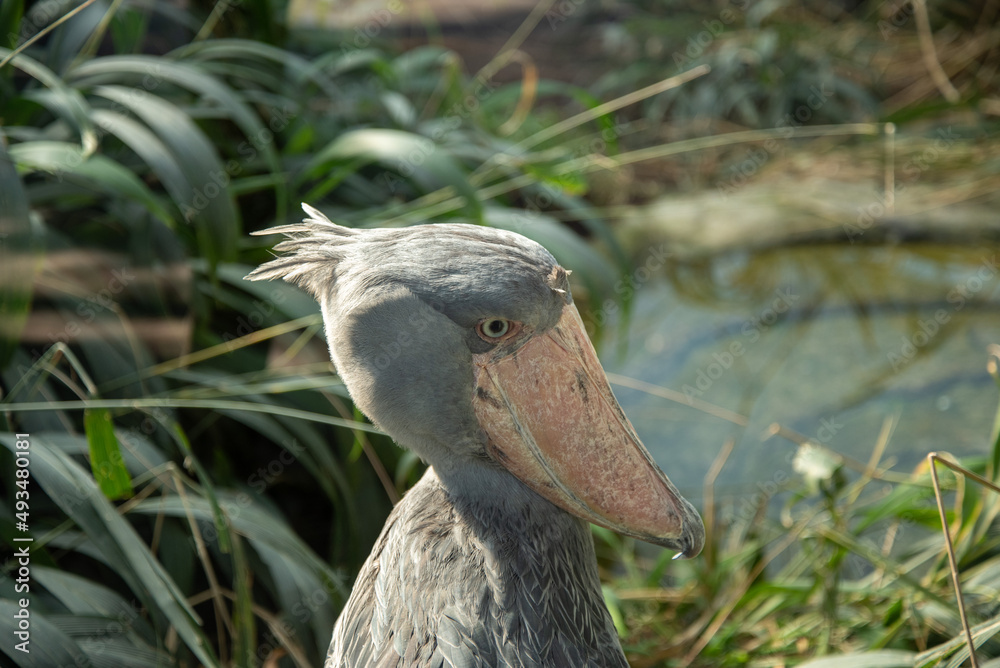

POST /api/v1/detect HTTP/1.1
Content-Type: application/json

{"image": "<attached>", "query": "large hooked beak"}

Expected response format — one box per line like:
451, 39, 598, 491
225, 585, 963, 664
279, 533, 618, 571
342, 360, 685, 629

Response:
472, 303, 705, 558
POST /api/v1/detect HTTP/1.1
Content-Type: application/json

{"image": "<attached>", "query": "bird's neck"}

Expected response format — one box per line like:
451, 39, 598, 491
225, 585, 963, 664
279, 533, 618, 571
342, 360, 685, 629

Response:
433, 459, 567, 518
407, 465, 626, 662
427, 462, 602, 578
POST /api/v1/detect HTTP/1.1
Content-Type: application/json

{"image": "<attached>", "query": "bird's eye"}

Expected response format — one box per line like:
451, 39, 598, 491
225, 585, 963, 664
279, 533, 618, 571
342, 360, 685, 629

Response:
477, 318, 518, 342
481, 319, 509, 338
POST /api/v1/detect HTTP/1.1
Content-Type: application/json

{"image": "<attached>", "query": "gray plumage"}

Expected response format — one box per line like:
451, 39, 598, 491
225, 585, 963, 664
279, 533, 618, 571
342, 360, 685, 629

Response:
248, 204, 680, 667
328, 468, 628, 668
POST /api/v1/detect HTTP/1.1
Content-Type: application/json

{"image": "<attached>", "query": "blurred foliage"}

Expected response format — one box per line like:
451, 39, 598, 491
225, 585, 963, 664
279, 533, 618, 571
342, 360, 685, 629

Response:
587, 0, 996, 131
0, 0, 997, 666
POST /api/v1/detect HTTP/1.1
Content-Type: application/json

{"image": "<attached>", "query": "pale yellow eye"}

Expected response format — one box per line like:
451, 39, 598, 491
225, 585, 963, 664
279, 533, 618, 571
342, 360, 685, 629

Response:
476, 318, 523, 343
480, 319, 509, 338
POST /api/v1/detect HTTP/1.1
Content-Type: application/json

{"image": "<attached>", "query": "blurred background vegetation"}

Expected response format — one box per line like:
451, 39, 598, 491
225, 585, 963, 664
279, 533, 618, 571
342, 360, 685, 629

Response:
0, 0, 998, 666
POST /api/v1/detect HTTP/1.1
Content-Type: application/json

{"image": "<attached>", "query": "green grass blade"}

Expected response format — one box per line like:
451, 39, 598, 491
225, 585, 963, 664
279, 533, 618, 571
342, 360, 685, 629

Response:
0, 130, 36, 367
170, 38, 341, 99
796, 650, 917, 667
917, 612, 1000, 668
2, 397, 383, 434
231, 534, 256, 668
214, 406, 349, 505
158, 417, 233, 554
33, 565, 152, 629
0, 0, 24, 51
0, 599, 86, 666
302, 128, 483, 221
30, 568, 167, 662
68, 54, 288, 222
73, 634, 168, 667
0, 48, 97, 154
89, 84, 239, 266
309, 47, 386, 78
8, 140, 174, 225
130, 493, 346, 593
83, 407, 134, 500
89, 108, 197, 221
989, 360, 1000, 480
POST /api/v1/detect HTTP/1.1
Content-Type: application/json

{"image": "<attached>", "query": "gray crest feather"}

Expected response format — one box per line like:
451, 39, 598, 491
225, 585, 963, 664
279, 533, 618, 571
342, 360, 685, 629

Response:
244, 203, 359, 295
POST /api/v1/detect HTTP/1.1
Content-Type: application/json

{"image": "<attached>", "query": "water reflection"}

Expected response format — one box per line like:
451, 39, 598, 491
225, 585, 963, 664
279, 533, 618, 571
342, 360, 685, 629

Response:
603, 244, 1000, 502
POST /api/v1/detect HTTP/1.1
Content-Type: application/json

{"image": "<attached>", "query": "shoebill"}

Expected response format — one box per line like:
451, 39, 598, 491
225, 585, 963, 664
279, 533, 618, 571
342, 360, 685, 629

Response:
247, 204, 704, 667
